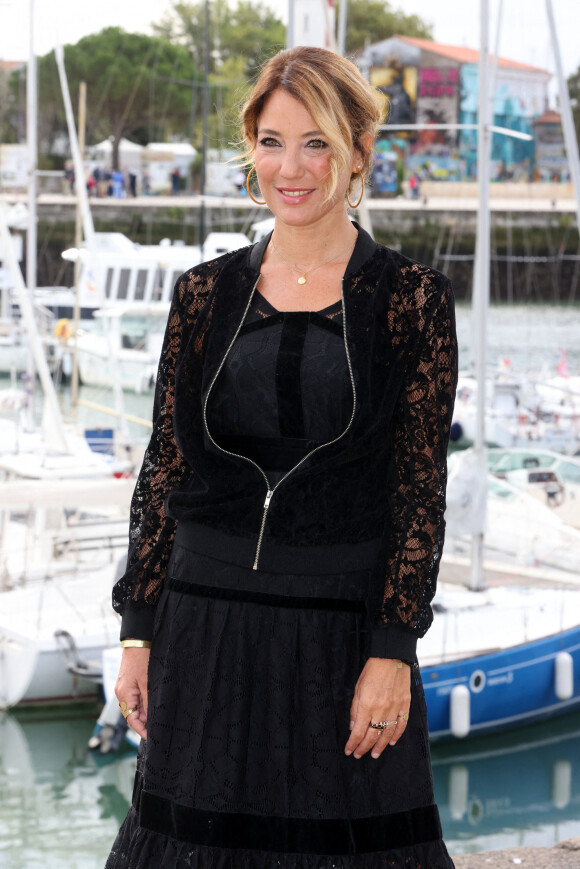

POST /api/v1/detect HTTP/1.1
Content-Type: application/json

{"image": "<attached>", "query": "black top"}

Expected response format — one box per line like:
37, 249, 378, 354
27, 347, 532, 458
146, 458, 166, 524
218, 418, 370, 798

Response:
207, 290, 351, 487
113, 226, 459, 664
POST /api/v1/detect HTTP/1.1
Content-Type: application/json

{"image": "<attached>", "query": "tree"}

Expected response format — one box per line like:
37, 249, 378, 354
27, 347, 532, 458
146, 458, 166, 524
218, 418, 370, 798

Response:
568, 67, 580, 148
344, 0, 433, 53
33, 28, 199, 168
152, 1, 285, 78
0, 63, 24, 145
151, 1, 285, 153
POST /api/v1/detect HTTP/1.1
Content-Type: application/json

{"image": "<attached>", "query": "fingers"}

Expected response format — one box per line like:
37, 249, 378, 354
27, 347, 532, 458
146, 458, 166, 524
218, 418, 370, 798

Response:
344, 658, 412, 759
345, 711, 409, 758
126, 707, 147, 740
115, 647, 151, 741
389, 710, 409, 747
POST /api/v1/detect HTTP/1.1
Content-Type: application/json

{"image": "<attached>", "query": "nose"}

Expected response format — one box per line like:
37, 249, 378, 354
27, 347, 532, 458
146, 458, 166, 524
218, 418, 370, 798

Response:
279, 145, 304, 180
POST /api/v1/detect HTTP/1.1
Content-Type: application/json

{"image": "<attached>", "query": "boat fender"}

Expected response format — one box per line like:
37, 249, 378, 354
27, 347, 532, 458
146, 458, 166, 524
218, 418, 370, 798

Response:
448, 764, 469, 820
54, 318, 72, 344
552, 759, 572, 810
555, 651, 574, 700
449, 421, 463, 442
450, 684, 471, 738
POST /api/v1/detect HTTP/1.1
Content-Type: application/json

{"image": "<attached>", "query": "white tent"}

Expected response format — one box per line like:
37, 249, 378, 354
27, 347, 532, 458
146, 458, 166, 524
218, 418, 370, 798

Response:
90, 138, 143, 171
143, 142, 197, 193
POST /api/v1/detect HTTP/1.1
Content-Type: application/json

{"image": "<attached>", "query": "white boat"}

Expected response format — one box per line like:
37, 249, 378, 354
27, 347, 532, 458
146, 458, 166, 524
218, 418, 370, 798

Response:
67, 302, 170, 393
452, 370, 580, 455
487, 447, 580, 529
0, 458, 133, 708
445, 450, 580, 575
59, 229, 252, 319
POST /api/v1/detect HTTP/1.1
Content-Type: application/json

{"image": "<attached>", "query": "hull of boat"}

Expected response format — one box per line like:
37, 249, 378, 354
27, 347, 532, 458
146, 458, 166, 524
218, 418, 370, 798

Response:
422, 625, 580, 741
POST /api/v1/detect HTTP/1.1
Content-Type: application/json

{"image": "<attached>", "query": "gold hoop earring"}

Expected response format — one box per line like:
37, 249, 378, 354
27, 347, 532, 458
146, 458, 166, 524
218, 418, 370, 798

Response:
346, 169, 364, 209
246, 166, 266, 205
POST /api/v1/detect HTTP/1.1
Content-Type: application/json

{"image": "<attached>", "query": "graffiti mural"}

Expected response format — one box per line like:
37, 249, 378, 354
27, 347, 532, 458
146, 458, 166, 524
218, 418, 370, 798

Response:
459, 64, 536, 180
363, 37, 551, 185
416, 66, 460, 148
534, 113, 569, 181
371, 57, 417, 127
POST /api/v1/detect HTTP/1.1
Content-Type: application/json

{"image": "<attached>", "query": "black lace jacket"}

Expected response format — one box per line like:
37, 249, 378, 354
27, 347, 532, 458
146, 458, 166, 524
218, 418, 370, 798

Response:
113, 226, 458, 663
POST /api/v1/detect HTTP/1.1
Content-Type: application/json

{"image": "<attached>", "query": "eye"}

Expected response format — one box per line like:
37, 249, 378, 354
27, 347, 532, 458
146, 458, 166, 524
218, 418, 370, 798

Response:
258, 137, 280, 147
307, 139, 328, 150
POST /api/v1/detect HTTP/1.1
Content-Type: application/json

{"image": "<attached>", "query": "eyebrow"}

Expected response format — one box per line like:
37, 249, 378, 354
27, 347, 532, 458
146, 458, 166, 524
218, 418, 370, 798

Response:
258, 128, 325, 138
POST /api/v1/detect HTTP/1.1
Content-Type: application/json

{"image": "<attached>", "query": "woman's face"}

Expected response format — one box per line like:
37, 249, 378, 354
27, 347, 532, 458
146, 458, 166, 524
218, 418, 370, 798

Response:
254, 88, 358, 228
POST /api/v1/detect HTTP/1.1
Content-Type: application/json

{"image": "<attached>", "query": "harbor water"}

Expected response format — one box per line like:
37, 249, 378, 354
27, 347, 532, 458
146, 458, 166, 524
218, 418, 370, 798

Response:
0, 708, 579, 867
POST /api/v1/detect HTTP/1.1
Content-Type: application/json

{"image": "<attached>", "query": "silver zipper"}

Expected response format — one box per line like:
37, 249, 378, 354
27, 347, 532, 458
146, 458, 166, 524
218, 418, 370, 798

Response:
203, 276, 357, 571
253, 489, 273, 569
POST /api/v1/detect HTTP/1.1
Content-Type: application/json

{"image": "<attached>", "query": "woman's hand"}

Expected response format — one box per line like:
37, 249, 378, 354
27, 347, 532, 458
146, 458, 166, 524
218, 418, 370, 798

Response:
114, 647, 150, 740
345, 657, 411, 759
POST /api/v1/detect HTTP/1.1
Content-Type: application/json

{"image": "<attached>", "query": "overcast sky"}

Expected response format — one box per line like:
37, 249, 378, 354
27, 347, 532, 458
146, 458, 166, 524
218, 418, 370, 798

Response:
1, 0, 579, 79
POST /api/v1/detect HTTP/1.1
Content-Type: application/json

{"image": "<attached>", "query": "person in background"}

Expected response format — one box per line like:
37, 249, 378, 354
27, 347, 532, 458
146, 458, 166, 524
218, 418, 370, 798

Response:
112, 169, 124, 199
142, 169, 151, 196
107, 46, 457, 869
234, 167, 246, 194
171, 167, 180, 195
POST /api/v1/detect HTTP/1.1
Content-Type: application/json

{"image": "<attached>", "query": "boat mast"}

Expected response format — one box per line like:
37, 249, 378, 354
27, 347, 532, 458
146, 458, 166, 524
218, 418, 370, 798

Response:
25, 0, 37, 424
26, 0, 37, 298
545, 0, 580, 237
286, 0, 295, 49
0, 206, 69, 452
469, 0, 491, 591
337, 0, 347, 56
54, 41, 128, 437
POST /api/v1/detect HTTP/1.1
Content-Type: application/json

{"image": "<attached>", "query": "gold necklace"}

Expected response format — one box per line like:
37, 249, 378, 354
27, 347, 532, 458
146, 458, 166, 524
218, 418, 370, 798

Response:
270, 238, 349, 285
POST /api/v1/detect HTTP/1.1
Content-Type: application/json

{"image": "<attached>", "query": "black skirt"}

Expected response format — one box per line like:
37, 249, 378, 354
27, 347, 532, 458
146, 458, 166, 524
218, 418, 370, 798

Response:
106, 524, 454, 868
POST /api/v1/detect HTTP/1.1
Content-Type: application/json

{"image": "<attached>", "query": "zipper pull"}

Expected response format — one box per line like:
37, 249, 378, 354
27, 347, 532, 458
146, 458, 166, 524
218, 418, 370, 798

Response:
253, 489, 273, 570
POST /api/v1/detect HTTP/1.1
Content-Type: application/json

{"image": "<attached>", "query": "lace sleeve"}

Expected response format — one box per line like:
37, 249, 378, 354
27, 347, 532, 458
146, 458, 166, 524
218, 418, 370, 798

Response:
367, 278, 458, 662
112, 274, 196, 639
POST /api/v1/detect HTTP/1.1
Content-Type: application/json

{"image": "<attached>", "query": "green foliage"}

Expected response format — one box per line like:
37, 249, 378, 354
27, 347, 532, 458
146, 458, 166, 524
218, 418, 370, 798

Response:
0, 65, 22, 144
343, 0, 433, 52
152, 0, 285, 77
34, 27, 198, 168
568, 68, 580, 149
151, 1, 285, 152
6, 1, 434, 167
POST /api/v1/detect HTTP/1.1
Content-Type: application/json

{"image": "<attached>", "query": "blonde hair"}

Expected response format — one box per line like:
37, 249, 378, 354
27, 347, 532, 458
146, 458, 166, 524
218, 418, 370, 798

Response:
241, 46, 383, 202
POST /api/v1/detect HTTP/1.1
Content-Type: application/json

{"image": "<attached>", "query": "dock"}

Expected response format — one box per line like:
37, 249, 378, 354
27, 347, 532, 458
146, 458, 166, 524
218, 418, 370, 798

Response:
1, 180, 577, 216
453, 838, 580, 867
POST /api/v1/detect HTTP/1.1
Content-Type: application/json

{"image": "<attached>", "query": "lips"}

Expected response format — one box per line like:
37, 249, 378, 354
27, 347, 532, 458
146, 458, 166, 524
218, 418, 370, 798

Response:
276, 187, 315, 204
279, 188, 313, 196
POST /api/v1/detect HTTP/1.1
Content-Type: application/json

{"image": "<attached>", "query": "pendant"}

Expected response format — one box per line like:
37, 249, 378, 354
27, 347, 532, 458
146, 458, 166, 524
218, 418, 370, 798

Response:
297, 276, 307, 285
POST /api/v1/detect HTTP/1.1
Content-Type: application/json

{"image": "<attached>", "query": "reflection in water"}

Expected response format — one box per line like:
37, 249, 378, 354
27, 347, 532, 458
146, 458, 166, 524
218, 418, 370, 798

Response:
1, 709, 580, 864
433, 712, 580, 854
0, 708, 136, 869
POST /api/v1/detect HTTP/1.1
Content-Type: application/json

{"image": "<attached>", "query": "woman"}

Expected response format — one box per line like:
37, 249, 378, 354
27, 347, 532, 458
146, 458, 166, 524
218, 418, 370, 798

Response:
107, 46, 457, 868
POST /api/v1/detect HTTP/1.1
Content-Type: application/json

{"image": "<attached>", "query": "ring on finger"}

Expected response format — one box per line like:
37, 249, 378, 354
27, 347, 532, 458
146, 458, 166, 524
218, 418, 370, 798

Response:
398, 712, 409, 722
369, 719, 398, 731
119, 701, 138, 720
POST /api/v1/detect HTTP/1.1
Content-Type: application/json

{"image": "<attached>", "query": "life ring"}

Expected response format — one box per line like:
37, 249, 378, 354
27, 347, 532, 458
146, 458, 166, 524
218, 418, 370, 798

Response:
54, 318, 72, 344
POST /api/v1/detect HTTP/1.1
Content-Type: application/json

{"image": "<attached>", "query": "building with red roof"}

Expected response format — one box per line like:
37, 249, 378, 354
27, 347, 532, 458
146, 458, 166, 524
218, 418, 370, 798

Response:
357, 36, 555, 189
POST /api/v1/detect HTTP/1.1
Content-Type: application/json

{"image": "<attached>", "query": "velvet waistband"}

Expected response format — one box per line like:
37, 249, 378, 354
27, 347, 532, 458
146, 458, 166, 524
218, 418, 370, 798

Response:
173, 521, 381, 576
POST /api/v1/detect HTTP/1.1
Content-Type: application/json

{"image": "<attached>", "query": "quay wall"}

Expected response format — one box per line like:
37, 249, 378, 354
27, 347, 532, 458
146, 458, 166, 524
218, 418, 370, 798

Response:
1, 190, 578, 303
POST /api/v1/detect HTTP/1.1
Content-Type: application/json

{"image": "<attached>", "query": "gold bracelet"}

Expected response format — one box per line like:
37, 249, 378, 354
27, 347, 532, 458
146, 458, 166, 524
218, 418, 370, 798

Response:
121, 639, 152, 649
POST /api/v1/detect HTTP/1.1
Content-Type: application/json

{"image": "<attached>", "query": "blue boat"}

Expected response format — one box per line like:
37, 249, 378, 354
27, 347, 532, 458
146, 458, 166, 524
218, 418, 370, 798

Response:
422, 618, 580, 742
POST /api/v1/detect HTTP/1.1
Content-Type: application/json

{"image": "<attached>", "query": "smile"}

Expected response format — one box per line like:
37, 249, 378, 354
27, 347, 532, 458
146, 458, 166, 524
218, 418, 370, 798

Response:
278, 188, 314, 197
